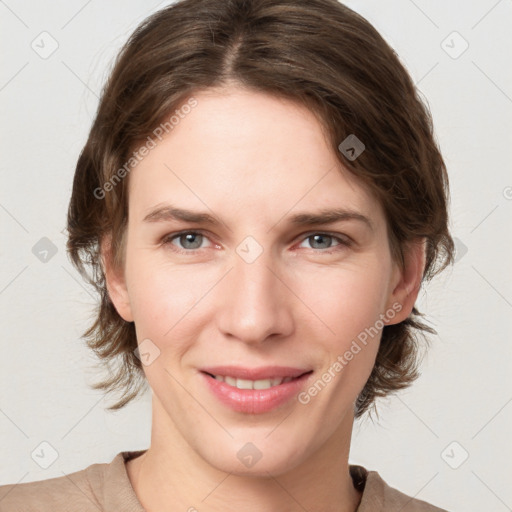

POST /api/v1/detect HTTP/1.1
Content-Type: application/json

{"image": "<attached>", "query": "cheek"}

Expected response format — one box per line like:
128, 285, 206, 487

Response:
295, 261, 390, 393
125, 254, 216, 347
296, 260, 391, 341
290, 265, 389, 417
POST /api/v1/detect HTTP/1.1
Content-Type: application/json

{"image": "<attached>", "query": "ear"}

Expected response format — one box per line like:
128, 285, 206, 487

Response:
384, 238, 426, 325
100, 233, 134, 322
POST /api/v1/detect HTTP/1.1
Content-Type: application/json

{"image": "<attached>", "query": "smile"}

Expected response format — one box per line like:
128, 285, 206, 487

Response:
200, 368, 313, 414
208, 374, 295, 389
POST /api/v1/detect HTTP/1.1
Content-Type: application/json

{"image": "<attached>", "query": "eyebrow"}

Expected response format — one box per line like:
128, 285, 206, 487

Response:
142, 204, 374, 232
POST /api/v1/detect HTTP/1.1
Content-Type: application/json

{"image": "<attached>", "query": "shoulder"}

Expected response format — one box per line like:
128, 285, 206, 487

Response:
0, 463, 102, 512
0, 451, 145, 512
351, 465, 450, 512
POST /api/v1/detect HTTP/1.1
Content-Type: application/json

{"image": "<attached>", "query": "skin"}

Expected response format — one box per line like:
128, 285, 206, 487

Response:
103, 85, 425, 512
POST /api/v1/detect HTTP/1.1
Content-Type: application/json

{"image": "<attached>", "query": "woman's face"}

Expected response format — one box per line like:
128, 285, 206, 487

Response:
107, 86, 415, 476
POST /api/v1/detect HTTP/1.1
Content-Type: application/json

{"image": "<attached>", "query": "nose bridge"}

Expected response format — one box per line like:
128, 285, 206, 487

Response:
216, 245, 293, 343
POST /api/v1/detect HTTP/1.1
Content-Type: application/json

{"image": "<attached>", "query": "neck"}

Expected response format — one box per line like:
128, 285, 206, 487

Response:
126, 396, 362, 512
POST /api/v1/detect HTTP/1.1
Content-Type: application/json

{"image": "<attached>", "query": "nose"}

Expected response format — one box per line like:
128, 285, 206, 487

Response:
215, 249, 294, 345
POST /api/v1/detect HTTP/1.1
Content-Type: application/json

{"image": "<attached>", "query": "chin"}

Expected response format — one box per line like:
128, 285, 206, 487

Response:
200, 435, 310, 478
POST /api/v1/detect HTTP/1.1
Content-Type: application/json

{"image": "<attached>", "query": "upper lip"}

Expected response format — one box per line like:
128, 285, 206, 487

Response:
200, 365, 312, 380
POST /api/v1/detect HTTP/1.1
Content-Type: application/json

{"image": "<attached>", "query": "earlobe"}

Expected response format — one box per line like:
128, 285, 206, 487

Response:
385, 238, 426, 325
100, 233, 134, 323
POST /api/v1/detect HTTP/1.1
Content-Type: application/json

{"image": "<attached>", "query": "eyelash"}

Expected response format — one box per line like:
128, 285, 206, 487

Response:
161, 230, 352, 255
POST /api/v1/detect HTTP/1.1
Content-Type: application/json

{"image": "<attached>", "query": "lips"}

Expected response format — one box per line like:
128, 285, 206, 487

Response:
199, 366, 314, 414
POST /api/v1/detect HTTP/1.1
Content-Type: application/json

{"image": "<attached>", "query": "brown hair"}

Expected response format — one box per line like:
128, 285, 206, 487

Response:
66, 0, 454, 418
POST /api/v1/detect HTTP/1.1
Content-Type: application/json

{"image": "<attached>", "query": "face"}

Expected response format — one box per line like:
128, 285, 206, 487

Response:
106, 86, 420, 476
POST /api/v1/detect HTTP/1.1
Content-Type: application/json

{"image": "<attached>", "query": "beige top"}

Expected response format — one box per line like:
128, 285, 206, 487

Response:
0, 450, 448, 511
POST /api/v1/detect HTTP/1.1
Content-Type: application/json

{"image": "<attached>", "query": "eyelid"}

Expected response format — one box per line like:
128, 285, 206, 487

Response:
296, 230, 352, 245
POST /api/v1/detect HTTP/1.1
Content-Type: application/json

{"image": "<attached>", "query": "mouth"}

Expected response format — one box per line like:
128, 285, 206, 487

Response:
199, 366, 314, 414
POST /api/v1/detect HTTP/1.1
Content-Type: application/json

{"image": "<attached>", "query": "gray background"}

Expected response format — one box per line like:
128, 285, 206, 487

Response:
1, 1, 511, 510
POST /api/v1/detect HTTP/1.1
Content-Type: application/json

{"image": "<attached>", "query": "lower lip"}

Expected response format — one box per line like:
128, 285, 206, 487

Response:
201, 371, 313, 414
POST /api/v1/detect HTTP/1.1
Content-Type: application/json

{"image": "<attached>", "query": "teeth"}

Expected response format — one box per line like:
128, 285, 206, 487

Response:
212, 375, 294, 389
236, 378, 254, 389
224, 376, 237, 387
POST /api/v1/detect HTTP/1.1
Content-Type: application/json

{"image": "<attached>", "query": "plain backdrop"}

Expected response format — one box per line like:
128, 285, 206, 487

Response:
1, 1, 511, 511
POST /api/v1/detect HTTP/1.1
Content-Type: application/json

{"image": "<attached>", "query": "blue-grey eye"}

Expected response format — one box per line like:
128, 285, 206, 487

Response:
302, 234, 340, 250
176, 232, 204, 249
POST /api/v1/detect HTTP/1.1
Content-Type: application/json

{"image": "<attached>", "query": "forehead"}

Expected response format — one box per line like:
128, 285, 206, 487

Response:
127, 86, 382, 228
